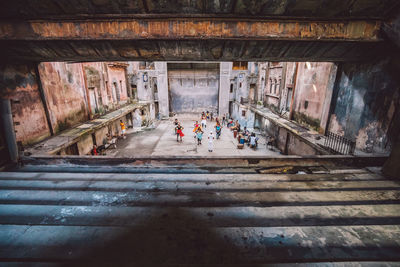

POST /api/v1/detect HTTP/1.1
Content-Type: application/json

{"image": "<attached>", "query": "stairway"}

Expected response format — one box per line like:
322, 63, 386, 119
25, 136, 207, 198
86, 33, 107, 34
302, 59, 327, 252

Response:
0, 167, 399, 266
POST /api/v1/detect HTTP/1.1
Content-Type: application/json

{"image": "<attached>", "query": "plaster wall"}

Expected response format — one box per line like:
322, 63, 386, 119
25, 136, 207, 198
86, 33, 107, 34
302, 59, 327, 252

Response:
168, 69, 219, 114
329, 60, 400, 153
77, 133, 93, 155
0, 64, 51, 145
293, 62, 336, 131
82, 62, 110, 113
264, 64, 283, 110
38, 62, 89, 134
107, 66, 128, 103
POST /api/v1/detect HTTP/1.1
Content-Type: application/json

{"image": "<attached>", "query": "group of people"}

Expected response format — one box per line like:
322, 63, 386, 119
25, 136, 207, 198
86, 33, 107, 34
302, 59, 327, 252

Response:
173, 111, 228, 152
237, 126, 259, 149
91, 119, 126, 155
173, 112, 259, 151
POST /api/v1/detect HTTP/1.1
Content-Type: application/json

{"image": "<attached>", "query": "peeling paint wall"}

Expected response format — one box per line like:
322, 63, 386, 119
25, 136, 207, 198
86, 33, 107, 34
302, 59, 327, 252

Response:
106, 65, 129, 104
82, 62, 109, 113
0, 64, 51, 145
38, 62, 89, 134
329, 60, 400, 153
293, 62, 336, 132
264, 63, 283, 110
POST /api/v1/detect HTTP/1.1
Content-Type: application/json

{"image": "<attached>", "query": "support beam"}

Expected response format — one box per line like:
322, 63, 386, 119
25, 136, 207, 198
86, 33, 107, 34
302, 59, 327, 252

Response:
0, 19, 382, 42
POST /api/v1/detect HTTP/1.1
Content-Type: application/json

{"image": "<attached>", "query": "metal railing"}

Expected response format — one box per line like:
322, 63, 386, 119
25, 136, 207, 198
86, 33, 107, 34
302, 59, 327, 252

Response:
324, 131, 356, 155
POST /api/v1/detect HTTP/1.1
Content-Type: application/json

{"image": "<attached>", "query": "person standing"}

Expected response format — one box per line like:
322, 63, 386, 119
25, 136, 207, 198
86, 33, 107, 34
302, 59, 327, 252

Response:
215, 123, 222, 139
120, 120, 126, 139
201, 117, 207, 129
193, 120, 202, 139
173, 118, 179, 135
176, 123, 184, 142
208, 131, 214, 152
196, 129, 203, 145
222, 115, 226, 126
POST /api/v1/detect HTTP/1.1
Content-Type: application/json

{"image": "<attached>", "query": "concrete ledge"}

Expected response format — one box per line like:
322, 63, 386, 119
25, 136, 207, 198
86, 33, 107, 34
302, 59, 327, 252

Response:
26, 103, 146, 156
19, 155, 388, 170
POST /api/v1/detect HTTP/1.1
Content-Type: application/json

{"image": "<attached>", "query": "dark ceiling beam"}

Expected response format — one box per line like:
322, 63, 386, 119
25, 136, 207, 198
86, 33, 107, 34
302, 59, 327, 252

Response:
0, 18, 383, 42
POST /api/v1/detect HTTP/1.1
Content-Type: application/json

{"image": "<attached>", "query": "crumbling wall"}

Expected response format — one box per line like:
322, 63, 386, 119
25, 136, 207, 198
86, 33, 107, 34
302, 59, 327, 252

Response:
293, 62, 336, 132
107, 65, 129, 104
168, 69, 219, 113
82, 62, 110, 113
264, 63, 283, 110
329, 60, 400, 153
0, 64, 50, 145
38, 62, 89, 134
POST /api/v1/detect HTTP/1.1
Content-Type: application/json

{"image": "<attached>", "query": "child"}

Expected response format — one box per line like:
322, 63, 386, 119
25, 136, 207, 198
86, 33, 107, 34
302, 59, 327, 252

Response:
196, 129, 203, 145
215, 123, 222, 139
193, 121, 201, 138
120, 120, 126, 139
176, 123, 184, 142
173, 118, 179, 134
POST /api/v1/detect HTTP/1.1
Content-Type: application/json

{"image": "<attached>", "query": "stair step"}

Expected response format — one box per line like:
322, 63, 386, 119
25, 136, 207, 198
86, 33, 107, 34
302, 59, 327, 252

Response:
0, 172, 384, 182
1, 224, 399, 263
0, 189, 399, 207
1, 204, 400, 227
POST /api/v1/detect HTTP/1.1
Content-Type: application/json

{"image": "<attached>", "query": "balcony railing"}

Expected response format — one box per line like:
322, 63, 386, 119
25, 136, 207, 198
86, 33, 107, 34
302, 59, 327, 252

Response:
324, 131, 356, 155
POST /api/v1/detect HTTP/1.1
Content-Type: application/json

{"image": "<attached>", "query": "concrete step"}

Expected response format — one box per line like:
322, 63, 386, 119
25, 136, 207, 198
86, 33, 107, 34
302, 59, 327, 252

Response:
0, 189, 399, 207
0, 179, 398, 192
1, 204, 400, 227
1, 224, 399, 263
0, 171, 384, 182
0, 171, 399, 265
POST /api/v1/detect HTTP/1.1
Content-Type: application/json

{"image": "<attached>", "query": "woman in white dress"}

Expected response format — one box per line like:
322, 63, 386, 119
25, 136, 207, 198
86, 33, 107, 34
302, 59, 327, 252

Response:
208, 131, 214, 152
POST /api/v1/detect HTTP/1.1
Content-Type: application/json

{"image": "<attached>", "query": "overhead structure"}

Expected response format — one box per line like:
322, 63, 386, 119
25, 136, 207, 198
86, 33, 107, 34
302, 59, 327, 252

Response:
0, 0, 399, 62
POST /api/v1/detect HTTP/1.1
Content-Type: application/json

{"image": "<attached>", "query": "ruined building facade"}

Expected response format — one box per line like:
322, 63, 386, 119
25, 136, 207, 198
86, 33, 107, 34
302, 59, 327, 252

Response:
1, 60, 399, 157
231, 61, 400, 155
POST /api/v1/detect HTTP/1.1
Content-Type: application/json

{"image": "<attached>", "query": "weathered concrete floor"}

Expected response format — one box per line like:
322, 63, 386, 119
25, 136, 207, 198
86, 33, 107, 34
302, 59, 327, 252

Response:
109, 114, 281, 157
0, 169, 399, 265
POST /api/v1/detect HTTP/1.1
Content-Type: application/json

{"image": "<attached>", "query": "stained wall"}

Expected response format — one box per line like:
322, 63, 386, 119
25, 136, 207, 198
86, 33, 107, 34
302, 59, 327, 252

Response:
329, 60, 400, 153
0, 64, 51, 145
38, 62, 89, 134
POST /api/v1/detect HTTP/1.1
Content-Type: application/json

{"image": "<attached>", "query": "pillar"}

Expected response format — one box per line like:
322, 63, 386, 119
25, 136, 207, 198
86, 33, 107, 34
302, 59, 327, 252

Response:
0, 99, 18, 163
155, 62, 169, 118
219, 62, 232, 116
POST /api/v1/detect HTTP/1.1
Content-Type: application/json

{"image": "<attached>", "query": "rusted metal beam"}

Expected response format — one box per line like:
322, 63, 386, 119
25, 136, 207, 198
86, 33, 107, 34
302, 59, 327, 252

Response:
0, 18, 382, 42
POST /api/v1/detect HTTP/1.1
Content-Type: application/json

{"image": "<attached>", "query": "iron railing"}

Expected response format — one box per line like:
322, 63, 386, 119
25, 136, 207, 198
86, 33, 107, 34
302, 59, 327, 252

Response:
324, 131, 356, 155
